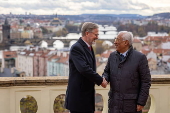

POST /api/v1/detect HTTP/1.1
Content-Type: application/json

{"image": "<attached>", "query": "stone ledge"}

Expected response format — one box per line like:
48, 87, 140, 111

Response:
0, 76, 68, 87
0, 75, 170, 87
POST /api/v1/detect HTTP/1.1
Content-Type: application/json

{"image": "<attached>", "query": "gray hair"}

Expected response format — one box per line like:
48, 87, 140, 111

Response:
81, 22, 98, 36
118, 31, 133, 45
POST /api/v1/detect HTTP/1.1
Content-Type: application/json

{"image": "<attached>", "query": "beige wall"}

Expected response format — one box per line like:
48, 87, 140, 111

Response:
0, 76, 170, 113
0, 88, 10, 113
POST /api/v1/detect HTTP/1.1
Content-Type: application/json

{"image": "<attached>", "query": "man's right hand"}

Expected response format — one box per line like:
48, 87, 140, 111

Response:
101, 78, 108, 88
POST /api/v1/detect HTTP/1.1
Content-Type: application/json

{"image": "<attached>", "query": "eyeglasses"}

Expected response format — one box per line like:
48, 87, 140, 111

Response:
114, 38, 126, 43
90, 32, 99, 37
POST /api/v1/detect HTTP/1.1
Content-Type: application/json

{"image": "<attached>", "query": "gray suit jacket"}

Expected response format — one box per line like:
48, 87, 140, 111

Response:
103, 46, 151, 113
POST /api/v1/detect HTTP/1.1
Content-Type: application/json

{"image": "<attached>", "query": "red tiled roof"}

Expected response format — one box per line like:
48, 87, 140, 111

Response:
48, 55, 60, 61
153, 49, 170, 54
40, 51, 50, 57
133, 38, 141, 43
145, 36, 170, 42
3, 51, 17, 58
164, 51, 170, 55
57, 53, 69, 64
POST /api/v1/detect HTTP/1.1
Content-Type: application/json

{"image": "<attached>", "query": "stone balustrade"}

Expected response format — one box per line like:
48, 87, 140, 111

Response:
0, 75, 170, 113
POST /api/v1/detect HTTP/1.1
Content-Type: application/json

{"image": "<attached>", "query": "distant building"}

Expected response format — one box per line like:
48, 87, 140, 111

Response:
33, 50, 50, 77
148, 58, 157, 71
3, 51, 17, 68
147, 32, 169, 36
11, 31, 21, 39
141, 46, 151, 55
162, 53, 170, 62
153, 48, 170, 56
47, 54, 60, 76
0, 50, 17, 77
47, 52, 69, 76
21, 29, 34, 38
133, 38, 142, 51
56, 52, 69, 76
17, 51, 34, 77
160, 42, 170, 49
2, 18, 10, 43
147, 51, 157, 61
33, 28, 43, 38
51, 18, 63, 27
144, 36, 170, 47
0, 18, 11, 50
44, 26, 56, 32
50, 18, 64, 32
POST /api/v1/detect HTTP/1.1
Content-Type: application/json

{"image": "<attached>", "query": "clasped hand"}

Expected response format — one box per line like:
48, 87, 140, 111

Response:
101, 78, 108, 88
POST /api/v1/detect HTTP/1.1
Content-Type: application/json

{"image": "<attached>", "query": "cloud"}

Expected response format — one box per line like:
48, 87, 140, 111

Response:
0, 0, 169, 15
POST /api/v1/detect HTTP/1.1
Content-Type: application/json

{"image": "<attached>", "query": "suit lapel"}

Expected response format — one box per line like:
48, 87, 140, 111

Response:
78, 38, 94, 59
91, 47, 96, 71
78, 38, 96, 71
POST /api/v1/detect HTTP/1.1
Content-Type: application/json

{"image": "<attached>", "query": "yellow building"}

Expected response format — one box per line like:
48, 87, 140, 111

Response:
21, 30, 33, 38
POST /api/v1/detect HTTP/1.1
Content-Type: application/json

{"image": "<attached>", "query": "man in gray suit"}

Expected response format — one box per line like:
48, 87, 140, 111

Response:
103, 31, 151, 113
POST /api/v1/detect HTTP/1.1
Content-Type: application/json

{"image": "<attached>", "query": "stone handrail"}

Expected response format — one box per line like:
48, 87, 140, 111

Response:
0, 75, 170, 86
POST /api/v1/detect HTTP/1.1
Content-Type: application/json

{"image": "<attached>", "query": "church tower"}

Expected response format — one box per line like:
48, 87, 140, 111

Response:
2, 18, 10, 43
0, 18, 11, 50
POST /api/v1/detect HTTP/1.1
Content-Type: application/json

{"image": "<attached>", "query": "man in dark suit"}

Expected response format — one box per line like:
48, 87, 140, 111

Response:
65, 22, 107, 113
103, 31, 151, 113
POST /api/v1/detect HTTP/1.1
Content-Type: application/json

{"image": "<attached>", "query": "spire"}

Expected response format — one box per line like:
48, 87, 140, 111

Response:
56, 13, 57, 18
4, 18, 9, 25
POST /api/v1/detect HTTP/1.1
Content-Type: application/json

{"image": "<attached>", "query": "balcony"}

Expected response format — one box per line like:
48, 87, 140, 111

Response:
0, 75, 169, 113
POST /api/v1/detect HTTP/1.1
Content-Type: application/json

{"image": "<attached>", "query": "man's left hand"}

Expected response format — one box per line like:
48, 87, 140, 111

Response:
137, 105, 144, 111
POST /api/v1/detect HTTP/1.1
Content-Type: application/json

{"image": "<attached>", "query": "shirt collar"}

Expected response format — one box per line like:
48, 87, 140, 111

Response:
120, 49, 128, 57
82, 39, 90, 47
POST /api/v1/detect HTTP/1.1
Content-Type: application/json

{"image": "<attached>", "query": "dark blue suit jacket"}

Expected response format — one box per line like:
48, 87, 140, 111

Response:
65, 38, 103, 112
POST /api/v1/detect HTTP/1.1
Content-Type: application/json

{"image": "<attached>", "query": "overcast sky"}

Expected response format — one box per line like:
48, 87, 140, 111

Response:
0, 0, 170, 16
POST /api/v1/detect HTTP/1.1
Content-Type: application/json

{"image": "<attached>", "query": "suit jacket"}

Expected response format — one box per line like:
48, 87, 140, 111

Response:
65, 38, 103, 112
103, 46, 151, 113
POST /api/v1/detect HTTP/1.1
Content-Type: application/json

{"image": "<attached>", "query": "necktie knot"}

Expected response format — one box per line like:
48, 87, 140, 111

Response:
88, 46, 91, 51
120, 54, 125, 61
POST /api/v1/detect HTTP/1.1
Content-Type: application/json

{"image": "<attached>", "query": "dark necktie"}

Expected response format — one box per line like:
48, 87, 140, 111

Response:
88, 46, 91, 51
120, 54, 125, 61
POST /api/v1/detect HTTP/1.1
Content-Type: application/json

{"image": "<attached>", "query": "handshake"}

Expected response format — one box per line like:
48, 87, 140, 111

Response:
101, 77, 108, 88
